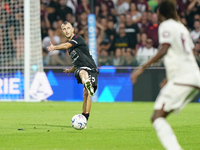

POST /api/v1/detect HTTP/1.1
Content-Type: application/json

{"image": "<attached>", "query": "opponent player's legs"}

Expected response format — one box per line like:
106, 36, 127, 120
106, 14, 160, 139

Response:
151, 82, 198, 150
151, 110, 182, 150
79, 70, 94, 96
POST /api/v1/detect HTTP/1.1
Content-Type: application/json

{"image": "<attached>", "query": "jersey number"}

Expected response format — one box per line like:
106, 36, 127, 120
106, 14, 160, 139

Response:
181, 33, 189, 54
89, 75, 95, 82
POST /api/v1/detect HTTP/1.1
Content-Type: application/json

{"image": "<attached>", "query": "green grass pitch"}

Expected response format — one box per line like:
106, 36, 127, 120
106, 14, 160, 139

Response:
0, 102, 199, 150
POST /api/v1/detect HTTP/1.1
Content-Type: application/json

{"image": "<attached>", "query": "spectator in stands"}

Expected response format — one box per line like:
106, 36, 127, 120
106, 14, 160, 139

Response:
148, 0, 158, 12
146, 13, 158, 48
4, 3, 21, 62
194, 13, 200, 20
41, 20, 48, 40
98, 49, 111, 66
96, 21, 106, 53
135, 0, 149, 12
135, 32, 147, 55
66, 0, 78, 15
11, 35, 24, 66
114, 23, 132, 50
190, 19, 200, 43
137, 11, 151, 33
45, 0, 59, 26
100, 17, 108, 30
115, 14, 126, 34
111, 48, 124, 66
177, 0, 190, 17
147, 10, 152, 22
195, 41, 200, 52
129, 2, 142, 24
194, 42, 200, 67
122, 47, 138, 66
180, 17, 188, 28
76, 0, 90, 15
84, 21, 105, 54
77, 11, 87, 37
97, 2, 114, 21
95, 0, 115, 17
42, 28, 66, 66
136, 37, 158, 65
56, 0, 73, 21
103, 19, 116, 55
125, 13, 140, 50
114, 0, 130, 15
43, 48, 51, 66
186, 0, 200, 29
198, 36, 200, 43
41, 2, 46, 21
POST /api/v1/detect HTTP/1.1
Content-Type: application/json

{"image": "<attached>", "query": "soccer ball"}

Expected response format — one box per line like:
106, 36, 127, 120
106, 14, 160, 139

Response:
71, 114, 87, 130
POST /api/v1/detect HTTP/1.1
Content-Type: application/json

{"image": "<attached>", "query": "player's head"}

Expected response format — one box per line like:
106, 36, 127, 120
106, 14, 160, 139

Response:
61, 21, 74, 39
157, 0, 179, 22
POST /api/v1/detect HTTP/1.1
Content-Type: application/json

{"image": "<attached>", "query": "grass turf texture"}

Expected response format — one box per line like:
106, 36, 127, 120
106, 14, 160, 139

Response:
0, 102, 199, 150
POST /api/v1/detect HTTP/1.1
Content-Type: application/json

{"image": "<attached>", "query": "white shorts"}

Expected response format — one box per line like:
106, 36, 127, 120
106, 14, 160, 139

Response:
154, 80, 199, 113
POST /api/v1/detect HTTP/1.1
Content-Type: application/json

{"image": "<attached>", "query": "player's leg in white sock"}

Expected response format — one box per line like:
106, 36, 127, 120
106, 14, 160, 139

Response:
153, 117, 182, 150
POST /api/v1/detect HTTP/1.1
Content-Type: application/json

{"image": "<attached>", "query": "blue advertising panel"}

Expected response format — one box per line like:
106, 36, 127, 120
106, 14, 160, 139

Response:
0, 71, 24, 100
45, 68, 133, 102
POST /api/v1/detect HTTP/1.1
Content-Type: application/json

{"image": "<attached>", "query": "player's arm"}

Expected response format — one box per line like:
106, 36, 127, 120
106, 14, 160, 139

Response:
131, 44, 170, 83
47, 42, 73, 53
160, 78, 168, 89
63, 66, 75, 76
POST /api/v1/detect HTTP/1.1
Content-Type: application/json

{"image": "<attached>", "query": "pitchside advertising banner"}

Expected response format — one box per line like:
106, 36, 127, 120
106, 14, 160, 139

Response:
1, 68, 199, 102
0, 68, 132, 101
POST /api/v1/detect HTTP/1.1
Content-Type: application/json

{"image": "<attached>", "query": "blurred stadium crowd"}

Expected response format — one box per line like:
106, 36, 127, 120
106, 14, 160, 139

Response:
1, 0, 200, 67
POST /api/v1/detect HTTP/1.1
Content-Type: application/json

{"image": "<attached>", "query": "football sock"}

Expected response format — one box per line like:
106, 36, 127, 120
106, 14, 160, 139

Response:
153, 117, 182, 150
82, 112, 89, 121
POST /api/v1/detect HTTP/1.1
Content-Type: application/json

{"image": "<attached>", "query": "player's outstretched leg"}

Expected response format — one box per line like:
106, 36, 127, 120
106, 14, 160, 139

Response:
79, 70, 94, 96
151, 110, 183, 150
82, 88, 91, 121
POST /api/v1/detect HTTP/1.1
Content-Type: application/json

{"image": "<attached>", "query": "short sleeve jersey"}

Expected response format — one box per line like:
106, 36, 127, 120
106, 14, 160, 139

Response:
159, 19, 200, 85
68, 35, 97, 69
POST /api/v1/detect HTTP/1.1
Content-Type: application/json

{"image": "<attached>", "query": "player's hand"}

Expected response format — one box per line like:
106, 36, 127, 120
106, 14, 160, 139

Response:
63, 68, 73, 76
47, 42, 55, 53
130, 67, 144, 84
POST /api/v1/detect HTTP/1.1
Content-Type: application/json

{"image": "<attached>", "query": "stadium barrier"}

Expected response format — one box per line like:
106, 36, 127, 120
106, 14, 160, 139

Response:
0, 66, 199, 102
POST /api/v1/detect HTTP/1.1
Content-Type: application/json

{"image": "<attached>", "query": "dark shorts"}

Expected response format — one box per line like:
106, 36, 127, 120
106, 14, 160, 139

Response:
74, 68, 99, 92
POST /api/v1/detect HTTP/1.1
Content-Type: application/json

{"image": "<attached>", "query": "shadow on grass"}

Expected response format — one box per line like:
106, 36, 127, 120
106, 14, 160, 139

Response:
26, 124, 72, 128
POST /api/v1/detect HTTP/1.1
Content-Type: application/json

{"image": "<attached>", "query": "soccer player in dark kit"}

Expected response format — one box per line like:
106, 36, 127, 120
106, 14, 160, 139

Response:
47, 21, 99, 121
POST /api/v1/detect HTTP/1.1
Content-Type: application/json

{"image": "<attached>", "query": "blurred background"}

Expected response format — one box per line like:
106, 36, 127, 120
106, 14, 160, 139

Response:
0, 0, 200, 102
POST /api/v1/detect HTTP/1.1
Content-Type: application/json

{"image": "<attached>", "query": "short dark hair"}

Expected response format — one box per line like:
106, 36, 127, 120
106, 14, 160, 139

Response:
62, 21, 70, 25
158, 0, 179, 21
61, 21, 72, 28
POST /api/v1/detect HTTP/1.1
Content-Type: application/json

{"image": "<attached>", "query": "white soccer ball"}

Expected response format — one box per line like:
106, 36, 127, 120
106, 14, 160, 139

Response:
71, 114, 87, 130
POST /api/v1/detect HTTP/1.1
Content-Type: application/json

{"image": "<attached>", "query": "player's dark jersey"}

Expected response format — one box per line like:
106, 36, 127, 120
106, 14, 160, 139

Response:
68, 35, 97, 69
